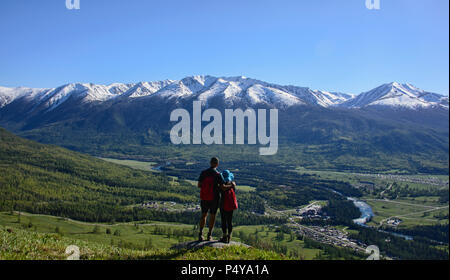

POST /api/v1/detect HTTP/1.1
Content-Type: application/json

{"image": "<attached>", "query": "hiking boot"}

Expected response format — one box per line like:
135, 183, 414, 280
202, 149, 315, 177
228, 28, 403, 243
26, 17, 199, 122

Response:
219, 235, 227, 243
198, 233, 204, 242
226, 234, 232, 243
207, 232, 213, 241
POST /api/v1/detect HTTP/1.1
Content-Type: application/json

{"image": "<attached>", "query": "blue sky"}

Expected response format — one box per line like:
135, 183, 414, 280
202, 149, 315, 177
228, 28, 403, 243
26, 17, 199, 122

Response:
0, 0, 448, 95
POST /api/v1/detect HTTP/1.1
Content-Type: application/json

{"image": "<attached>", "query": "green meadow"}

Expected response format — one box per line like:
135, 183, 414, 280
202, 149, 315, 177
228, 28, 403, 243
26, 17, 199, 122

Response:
98, 157, 158, 172
364, 199, 449, 227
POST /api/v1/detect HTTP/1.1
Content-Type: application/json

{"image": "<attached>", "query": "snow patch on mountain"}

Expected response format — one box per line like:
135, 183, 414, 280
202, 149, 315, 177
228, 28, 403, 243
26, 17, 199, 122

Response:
245, 84, 304, 107
125, 80, 175, 98
321, 91, 355, 105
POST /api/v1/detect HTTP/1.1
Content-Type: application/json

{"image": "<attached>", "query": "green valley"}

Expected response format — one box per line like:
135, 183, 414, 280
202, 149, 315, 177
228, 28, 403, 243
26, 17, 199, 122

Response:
0, 126, 448, 260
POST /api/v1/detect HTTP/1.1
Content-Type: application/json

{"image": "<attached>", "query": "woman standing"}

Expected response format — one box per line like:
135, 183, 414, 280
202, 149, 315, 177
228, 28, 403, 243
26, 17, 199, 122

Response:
219, 170, 238, 243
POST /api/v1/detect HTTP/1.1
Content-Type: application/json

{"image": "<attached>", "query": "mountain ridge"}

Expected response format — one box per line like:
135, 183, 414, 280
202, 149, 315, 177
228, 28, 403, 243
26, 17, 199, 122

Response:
341, 82, 448, 109
1, 76, 447, 111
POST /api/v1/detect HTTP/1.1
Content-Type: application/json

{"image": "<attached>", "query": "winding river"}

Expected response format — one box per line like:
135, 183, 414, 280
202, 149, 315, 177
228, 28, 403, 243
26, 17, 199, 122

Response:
348, 197, 413, 240
347, 197, 374, 226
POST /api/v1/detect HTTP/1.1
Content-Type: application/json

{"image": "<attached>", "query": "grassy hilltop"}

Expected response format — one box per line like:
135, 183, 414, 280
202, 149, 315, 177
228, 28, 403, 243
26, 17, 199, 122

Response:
0, 225, 289, 260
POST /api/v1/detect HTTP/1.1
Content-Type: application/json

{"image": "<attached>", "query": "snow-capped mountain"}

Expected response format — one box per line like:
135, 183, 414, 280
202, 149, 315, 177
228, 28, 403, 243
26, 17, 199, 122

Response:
0, 76, 447, 170
0, 77, 447, 111
0, 83, 128, 111
340, 82, 448, 109
0, 76, 354, 111
0, 86, 47, 108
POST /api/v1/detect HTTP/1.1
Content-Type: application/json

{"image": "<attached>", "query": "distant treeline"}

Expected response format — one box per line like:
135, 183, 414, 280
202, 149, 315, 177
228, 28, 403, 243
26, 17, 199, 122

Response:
348, 226, 449, 260
375, 182, 449, 202
386, 224, 449, 244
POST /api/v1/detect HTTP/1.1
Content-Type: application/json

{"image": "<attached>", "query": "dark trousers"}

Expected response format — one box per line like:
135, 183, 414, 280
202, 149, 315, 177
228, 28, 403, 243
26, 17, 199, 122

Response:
221, 209, 234, 234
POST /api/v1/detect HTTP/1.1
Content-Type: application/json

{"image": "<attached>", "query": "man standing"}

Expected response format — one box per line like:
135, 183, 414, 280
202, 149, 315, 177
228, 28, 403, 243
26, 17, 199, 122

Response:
197, 157, 224, 241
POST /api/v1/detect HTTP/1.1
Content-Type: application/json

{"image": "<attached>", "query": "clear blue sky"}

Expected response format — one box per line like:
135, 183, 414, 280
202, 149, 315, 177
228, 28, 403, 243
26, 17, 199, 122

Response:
0, 0, 448, 95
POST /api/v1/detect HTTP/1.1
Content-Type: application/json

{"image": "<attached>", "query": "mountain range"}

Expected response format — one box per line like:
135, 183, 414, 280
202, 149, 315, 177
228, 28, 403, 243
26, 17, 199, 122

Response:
0, 76, 448, 111
0, 75, 448, 174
